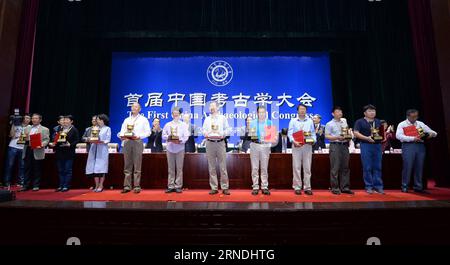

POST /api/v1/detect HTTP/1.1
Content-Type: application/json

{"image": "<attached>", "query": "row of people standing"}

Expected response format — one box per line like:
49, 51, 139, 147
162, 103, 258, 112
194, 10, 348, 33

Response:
3, 103, 437, 196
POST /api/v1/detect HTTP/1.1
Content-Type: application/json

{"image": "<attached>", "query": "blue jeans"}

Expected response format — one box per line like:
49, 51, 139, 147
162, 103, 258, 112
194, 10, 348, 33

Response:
360, 143, 383, 191
3, 147, 25, 186
57, 159, 73, 189
401, 143, 426, 190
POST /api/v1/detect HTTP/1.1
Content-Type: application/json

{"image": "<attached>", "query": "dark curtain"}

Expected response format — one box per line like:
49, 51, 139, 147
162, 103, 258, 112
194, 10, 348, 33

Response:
11, 0, 40, 113
408, 0, 450, 187
30, 0, 419, 132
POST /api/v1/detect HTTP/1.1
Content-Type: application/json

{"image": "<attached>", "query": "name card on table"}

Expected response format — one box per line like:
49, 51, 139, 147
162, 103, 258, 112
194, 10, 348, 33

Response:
143, 149, 152, 154
75, 149, 87, 154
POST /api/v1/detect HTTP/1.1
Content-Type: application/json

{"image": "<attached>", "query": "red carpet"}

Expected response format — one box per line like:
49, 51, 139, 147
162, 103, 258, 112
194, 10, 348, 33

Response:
12, 186, 450, 203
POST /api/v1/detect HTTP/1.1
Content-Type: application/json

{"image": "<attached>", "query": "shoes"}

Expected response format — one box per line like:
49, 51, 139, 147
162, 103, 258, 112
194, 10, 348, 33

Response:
175, 188, 183, 193
165, 189, 175, 193
341, 189, 355, 195
55, 187, 63, 192
133, 187, 141, 194
366, 189, 374, 194
209, 190, 218, 195
374, 189, 385, 195
32, 187, 39, 192
331, 189, 341, 195
251, 189, 259, 195
401, 188, 408, 193
262, 189, 271, 195
222, 189, 230, 195
121, 188, 131, 194
61, 188, 70, 192
294, 190, 302, 195
304, 190, 313, 196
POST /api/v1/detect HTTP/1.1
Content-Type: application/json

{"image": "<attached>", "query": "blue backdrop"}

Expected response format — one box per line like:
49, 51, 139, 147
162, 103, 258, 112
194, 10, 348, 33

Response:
109, 52, 333, 145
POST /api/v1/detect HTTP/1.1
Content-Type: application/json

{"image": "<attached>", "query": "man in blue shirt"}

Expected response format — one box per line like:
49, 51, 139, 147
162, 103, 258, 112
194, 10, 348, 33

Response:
288, 104, 316, 196
353, 104, 384, 194
248, 105, 278, 195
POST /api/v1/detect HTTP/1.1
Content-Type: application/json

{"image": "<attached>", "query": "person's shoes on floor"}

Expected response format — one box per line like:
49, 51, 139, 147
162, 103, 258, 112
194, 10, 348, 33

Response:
401, 187, 409, 193
374, 189, 385, 195
305, 190, 313, 196
295, 190, 302, 195
366, 189, 374, 195
32, 187, 39, 192
133, 187, 141, 194
222, 189, 230, 195
331, 189, 341, 195
262, 189, 271, 195
209, 190, 218, 195
165, 188, 175, 193
175, 188, 183, 193
61, 188, 70, 192
251, 189, 259, 195
341, 189, 354, 195
121, 188, 131, 194
414, 189, 430, 194
55, 187, 63, 192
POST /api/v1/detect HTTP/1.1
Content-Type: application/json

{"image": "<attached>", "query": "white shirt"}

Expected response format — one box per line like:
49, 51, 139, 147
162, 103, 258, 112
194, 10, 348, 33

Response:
162, 120, 190, 153
118, 114, 151, 139
8, 125, 26, 150
202, 113, 230, 137
396, 119, 437, 142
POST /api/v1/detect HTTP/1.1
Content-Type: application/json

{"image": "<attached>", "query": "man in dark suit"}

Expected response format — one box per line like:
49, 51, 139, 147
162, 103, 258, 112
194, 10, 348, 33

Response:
53, 115, 80, 192
183, 114, 198, 153
313, 114, 326, 151
271, 128, 291, 153
146, 118, 163, 152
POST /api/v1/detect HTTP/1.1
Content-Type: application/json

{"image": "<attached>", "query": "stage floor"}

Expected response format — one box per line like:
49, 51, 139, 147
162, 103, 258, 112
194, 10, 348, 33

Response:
7, 186, 450, 204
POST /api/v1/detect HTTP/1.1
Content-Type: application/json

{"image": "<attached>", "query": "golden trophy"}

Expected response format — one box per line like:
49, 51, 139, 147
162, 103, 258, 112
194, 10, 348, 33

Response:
169, 126, 179, 141
17, 131, 27, 145
90, 127, 100, 142
340, 126, 353, 140
303, 131, 315, 144
209, 123, 221, 139
371, 127, 383, 141
250, 127, 258, 140
124, 124, 135, 138
417, 127, 426, 139
58, 131, 68, 143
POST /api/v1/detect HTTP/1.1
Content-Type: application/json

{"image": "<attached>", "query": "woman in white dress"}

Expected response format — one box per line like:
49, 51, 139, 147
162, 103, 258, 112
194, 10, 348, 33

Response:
85, 114, 111, 192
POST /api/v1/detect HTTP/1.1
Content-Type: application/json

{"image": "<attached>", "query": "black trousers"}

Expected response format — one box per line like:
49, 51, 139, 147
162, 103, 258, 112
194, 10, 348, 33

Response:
23, 147, 43, 189
329, 143, 351, 191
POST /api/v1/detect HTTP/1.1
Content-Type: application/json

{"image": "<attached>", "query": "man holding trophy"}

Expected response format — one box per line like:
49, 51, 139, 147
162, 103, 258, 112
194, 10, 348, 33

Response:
396, 109, 437, 193
118, 103, 151, 194
288, 104, 316, 196
354, 105, 385, 194
202, 101, 231, 195
162, 107, 190, 193
325, 106, 354, 195
248, 105, 278, 196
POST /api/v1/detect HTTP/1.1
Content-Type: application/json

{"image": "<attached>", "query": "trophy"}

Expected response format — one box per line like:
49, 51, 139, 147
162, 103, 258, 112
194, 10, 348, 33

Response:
90, 127, 100, 142
303, 131, 314, 144
417, 127, 428, 140
250, 127, 258, 140
209, 123, 221, 138
371, 127, 383, 141
17, 131, 27, 145
169, 126, 179, 141
124, 124, 135, 138
340, 126, 353, 140
58, 131, 68, 143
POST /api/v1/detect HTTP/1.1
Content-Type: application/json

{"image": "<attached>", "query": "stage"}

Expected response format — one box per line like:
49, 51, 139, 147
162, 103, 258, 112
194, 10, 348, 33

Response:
1, 184, 450, 245
37, 152, 407, 190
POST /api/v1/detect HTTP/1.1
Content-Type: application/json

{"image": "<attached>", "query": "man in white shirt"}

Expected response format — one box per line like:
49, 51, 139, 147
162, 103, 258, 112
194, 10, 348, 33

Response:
162, 107, 190, 193
202, 101, 231, 195
396, 109, 437, 193
118, 103, 151, 193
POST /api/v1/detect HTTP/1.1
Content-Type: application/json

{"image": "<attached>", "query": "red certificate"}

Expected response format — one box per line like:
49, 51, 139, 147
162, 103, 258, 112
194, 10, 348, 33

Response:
264, 126, 277, 142
403, 125, 419, 138
293, 130, 304, 144
30, 133, 42, 149
53, 132, 60, 145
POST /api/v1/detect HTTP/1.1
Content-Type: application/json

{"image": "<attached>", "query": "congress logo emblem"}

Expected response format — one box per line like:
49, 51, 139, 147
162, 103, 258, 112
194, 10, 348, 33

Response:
207, 60, 233, 87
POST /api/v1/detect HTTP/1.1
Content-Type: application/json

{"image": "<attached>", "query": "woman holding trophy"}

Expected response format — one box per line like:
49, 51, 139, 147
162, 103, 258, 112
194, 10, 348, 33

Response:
85, 114, 111, 192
